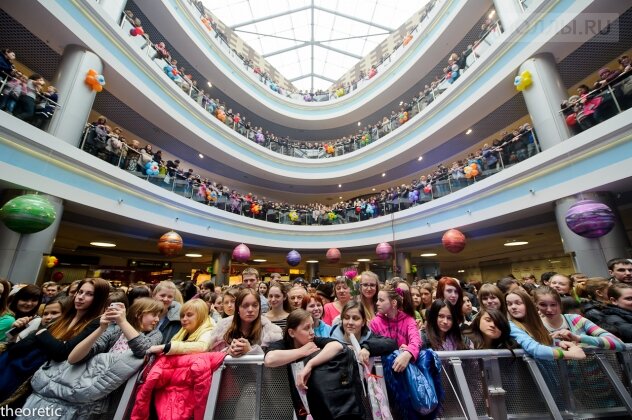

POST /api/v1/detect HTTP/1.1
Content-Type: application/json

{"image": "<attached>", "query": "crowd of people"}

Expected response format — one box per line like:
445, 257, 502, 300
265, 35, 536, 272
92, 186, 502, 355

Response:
0, 49, 59, 129
0, 257, 630, 418
121, 5, 502, 159
81, 118, 538, 225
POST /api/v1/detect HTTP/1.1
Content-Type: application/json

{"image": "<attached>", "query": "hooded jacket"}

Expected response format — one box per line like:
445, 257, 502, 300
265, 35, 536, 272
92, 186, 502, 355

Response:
369, 311, 421, 360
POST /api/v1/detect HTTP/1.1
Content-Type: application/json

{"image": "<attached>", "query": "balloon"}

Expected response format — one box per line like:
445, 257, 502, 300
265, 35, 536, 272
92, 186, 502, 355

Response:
87, 69, 98, 77
289, 211, 299, 222
442, 229, 466, 253
326, 248, 341, 263
96, 75, 105, 86
344, 269, 358, 279
232, 243, 251, 262
0, 194, 57, 234
327, 212, 337, 221
566, 114, 577, 126
423, 185, 432, 194
366, 205, 373, 215
565, 200, 615, 238
94, 84, 103, 92
52, 271, 64, 282
376, 242, 393, 260
470, 163, 478, 170
514, 70, 533, 92
470, 169, 479, 177
135, 27, 144, 36
130, 28, 137, 36
157, 231, 183, 256
286, 250, 301, 266
46, 256, 58, 268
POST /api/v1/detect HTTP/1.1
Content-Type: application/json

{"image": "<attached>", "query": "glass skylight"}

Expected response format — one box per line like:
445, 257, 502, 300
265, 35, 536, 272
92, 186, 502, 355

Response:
203, 0, 426, 92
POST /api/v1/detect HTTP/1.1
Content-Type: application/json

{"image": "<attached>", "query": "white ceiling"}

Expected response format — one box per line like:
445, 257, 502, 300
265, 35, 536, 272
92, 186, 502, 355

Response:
203, 0, 427, 91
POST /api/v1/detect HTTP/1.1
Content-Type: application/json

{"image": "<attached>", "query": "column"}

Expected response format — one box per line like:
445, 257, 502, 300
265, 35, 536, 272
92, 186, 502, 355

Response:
554, 192, 630, 277
396, 252, 412, 281
518, 53, 571, 150
492, 0, 524, 29
213, 252, 230, 286
306, 261, 319, 281
0, 191, 63, 284
47, 45, 104, 146
98, 0, 128, 24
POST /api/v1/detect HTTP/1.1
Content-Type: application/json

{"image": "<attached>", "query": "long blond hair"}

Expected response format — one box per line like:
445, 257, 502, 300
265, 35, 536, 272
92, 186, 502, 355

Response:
171, 299, 211, 342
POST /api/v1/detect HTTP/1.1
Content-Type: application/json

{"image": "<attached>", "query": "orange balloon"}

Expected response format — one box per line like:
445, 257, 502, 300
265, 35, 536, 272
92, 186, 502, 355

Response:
85, 75, 96, 86
94, 84, 103, 92
470, 163, 478, 170
87, 69, 98, 77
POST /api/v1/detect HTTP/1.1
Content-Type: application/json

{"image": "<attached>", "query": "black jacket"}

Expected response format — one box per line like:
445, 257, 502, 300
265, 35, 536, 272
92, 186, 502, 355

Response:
600, 305, 632, 343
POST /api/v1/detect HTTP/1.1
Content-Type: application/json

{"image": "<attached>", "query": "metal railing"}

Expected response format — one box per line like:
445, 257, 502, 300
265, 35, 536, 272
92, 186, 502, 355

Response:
112, 346, 632, 420
113, 6, 505, 159
0, 74, 62, 126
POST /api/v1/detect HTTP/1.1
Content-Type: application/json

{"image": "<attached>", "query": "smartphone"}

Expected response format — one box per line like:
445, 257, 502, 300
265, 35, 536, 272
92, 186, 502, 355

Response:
5, 316, 39, 340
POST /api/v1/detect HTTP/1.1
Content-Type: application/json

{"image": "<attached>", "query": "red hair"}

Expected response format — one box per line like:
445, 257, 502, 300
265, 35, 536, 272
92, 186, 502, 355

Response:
436, 277, 464, 323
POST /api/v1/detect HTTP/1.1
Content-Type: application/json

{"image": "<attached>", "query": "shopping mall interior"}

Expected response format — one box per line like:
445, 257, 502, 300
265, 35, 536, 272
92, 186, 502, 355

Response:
0, 0, 631, 288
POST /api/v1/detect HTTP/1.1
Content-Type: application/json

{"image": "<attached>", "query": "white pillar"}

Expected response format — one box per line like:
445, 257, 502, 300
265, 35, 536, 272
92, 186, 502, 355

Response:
98, 0, 128, 24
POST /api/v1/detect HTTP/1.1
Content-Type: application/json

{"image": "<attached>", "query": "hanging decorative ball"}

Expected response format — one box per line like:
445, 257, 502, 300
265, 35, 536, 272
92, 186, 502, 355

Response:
565, 200, 615, 238
286, 250, 301, 267
0, 194, 57, 234
232, 243, 251, 262
442, 229, 466, 253
52, 271, 64, 282
376, 242, 393, 260
326, 248, 341, 263
157, 231, 183, 257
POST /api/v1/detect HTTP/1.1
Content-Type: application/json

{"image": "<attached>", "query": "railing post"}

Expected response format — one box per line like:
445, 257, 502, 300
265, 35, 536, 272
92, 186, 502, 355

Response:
203, 365, 225, 420
79, 127, 91, 151
254, 363, 263, 420
448, 357, 479, 420
617, 350, 632, 390
482, 357, 508, 420
594, 352, 632, 415
522, 356, 564, 420
607, 84, 623, 114
555, 359, 576, 413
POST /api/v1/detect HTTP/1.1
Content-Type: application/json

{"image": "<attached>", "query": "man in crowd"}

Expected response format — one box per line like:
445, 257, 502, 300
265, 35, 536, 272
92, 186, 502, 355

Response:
241, 267, 268, 313
608, 258, 632, 284
41, 281, 60, 303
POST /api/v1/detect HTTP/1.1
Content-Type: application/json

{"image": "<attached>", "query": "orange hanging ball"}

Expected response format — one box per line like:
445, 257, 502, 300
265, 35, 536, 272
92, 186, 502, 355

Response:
442, 229, 466, 253
158, 231, 183, 256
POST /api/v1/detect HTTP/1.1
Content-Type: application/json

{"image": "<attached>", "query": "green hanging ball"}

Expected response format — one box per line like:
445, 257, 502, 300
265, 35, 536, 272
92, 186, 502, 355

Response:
0, 194, 57, 234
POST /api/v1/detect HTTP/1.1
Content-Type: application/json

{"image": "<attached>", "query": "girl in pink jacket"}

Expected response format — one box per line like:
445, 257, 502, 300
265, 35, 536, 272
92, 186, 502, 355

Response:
369, 286, 422, 372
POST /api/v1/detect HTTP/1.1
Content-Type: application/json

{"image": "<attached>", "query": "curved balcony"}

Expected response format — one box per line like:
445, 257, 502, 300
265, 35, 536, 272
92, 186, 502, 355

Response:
1, 107, 631, 250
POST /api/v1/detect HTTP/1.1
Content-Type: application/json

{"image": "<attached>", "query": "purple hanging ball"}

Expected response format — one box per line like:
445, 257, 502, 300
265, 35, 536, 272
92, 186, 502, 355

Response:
232, 243, 251, 262
286, 250, 301, 266
565, 200, 615, 238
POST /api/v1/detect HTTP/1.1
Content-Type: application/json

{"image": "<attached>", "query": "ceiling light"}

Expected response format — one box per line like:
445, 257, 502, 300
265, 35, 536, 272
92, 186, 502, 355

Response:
488, 10, 496, 19
399, 101, 403, 106
549, 260, 561, 264
198, 154, 204, 159
357, 122, 361, 126
420, 253, 437, 257
382, 173, 386, 177
458, 269, 465, 273
253, 258, 267, 263
338, 184, 342, 188
207, 81, 212, 87
185, 253, 203, 258
466, 128, 473, 135
306, 260, 319, 263
418, 156, 423, 161
357, 258, 371, 262
339, 196, 342, 199
90, 242, 116, 247
372, 188, 376, 191
504, 241, 529, 247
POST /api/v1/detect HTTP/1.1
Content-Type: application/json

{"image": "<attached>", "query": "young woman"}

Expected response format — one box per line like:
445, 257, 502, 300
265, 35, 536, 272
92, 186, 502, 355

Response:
369, 287, 421, 373
20, 298, 165, 418
301, 294, 331, 337
266, 282, 290, 330
478, 283, 507, 314
462, 294, 478, 326
330, 301, 397, 364
322, 276, 352, 325
423, 300, 473, 351
550, 275, 574, 297
0, 279, 15, 341
8, 284, 42, 319
0, 278, 110, 403
358, 271, 379, 322
578, 277, 610, 325
264, 310, 350, 420
222, 288, 239, 318
418, 282, 434, 315
9, 296, 67, 342
258, 281, 269, 302
147, 299, 215, 355
600, 283, 632, 342
464, 308, 517, 350
152, 281, 181, 344
534, 286, 624, 351
436, 277, 464, 323
206, 292, 222, 323
210, 288, 282, 356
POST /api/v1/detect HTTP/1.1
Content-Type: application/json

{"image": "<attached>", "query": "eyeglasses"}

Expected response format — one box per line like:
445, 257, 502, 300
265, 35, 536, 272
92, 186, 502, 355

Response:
361, 283, 377, 288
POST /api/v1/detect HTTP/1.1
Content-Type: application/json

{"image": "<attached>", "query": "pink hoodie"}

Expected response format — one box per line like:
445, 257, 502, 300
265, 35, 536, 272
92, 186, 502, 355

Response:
369, 310, 422, 360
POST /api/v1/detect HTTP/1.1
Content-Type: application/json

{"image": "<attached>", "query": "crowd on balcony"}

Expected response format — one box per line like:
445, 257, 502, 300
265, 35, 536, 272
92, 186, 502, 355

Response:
80, 119, 538, 225
1, 257, 631, 417
120, 6, 502, 159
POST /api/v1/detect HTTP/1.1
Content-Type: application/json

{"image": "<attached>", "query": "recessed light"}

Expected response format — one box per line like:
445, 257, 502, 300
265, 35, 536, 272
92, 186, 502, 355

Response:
306, 260, 319, 263
339, 196, 342, 199
357, 258, 371, 262
420, 253, 437, 257
253, 258, 267, 263
488, 10, 496, 19
466, 128, 473, 135
185, 253, 203, 258
90, 242, 116, 247
504, 241, 529, 247
198, 154, 204, 159
549, 260, 561, 264
338, 184, 342, 188
418, 156, 423, 161
458, 269, 465, 273
357, 122, 361, 126
399, 101, 403, 106
372, 188, 376, 191
382, 173, 386, 177
207, 81, 212, 87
